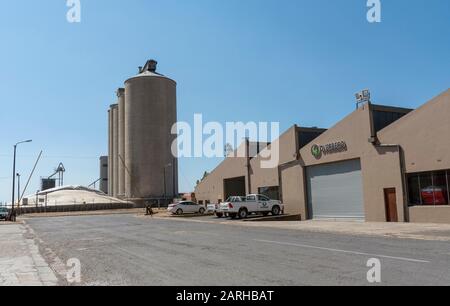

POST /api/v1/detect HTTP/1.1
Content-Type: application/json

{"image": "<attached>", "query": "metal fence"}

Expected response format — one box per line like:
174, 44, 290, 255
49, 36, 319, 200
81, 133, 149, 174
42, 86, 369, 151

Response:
16, 202, 142, 215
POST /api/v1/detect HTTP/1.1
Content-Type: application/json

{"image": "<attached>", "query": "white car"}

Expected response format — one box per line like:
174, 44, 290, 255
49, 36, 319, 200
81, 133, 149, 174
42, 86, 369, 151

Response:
220, 194, 284, 219
167, 201, 206, 215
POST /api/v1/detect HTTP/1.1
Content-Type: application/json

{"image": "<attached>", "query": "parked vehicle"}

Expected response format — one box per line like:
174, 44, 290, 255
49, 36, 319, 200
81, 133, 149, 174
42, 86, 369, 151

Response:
206, 203, 217, 214
217, 196, 246, 218
421, 186, 448, 205
0, 207, 9, 220
167, 201, 206, 215
220, 194, 283, 219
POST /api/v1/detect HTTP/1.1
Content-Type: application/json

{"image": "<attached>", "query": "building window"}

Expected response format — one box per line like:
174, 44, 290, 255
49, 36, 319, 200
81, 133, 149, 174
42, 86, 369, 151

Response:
407, 170, 449, 206
258, 186, 280, 200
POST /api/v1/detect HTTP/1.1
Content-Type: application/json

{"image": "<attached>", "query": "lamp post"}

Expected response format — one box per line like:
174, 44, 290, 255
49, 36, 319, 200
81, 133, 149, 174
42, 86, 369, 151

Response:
11, 140, 32, 214
163, 163, 172, 206
16, 173, 20, 209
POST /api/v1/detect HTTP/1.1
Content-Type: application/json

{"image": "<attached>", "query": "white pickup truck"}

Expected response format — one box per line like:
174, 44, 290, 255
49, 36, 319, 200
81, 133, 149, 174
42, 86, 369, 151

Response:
219, 194, 284, 219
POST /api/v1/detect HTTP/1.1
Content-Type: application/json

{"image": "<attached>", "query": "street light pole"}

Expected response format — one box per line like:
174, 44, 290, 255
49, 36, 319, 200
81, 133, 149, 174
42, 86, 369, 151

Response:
11, 145, 17, 211
11, 140, 32, 214
17, 173, 20, 208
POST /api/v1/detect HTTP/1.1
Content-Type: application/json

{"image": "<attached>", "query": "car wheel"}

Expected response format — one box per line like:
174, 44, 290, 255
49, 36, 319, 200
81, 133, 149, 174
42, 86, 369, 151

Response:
199, 208, 205, 215
216, 213, 223, 218
176, 209, 183, 215
238, 208, 248, 219
271, 205, 281, 216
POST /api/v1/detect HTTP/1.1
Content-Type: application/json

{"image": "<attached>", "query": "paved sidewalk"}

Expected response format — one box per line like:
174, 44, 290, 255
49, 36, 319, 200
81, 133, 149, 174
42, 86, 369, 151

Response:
238, 220, 450, 241
147, 215, 450, 241
0, 223, 58, 286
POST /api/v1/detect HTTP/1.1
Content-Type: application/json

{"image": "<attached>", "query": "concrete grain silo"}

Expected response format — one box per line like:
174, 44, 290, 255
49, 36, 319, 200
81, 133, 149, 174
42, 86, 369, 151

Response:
124, 60, 178, 202
107, 108, 114, 196
99, 156, 108, 194
111, 104, 119, 198
117, 88, 126, 198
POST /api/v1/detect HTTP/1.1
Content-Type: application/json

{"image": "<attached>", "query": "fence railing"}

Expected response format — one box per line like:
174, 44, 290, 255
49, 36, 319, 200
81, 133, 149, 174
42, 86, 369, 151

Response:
16, 202, 144, 215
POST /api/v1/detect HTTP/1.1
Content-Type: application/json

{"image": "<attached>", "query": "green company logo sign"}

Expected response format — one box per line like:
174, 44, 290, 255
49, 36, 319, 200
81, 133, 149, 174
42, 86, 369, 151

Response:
311, 141, 347, 159
311, 145, 321, 158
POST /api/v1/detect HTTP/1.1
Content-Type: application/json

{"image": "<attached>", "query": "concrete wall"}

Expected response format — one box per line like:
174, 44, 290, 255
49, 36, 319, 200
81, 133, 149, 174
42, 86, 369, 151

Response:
361, 146, 404, 222
279, 161, 306, 217
288, 89, 450, 223
379, 89, 450, 174
195, 127, 301, 203
249, 126, 298, 194
378, 89, 450, 223
289, 103, 407, 222
409, 206, 450, 224
195, 142, 249, 203
295, 105, 378, 220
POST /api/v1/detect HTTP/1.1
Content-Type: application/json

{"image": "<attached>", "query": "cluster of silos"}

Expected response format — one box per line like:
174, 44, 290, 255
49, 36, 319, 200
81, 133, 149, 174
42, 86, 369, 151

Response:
107, 60, 178, 203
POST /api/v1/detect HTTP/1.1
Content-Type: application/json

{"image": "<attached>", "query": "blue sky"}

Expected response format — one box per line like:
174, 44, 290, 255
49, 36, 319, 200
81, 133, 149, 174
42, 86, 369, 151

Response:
0, 0, 449, 202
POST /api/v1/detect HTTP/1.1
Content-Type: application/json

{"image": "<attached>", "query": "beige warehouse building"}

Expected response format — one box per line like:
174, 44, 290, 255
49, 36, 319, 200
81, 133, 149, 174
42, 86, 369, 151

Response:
195, 89, 450, 224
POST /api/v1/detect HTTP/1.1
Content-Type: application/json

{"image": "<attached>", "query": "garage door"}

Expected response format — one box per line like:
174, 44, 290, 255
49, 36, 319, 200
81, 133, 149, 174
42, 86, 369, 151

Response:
306, 159, 364, 220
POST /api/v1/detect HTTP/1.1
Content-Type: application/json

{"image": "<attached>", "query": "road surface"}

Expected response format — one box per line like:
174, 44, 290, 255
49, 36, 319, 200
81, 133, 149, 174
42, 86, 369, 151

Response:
25, 214, 450, 286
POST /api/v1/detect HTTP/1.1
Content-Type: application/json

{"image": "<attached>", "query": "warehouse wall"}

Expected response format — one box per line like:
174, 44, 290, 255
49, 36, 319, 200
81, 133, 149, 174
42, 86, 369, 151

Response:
295, 104, 404, 222
378, 89, 450, 173
249, 126, 298, 194
280, 161, 305, 218
377, 89, 450, 223
195, 142, 249, 203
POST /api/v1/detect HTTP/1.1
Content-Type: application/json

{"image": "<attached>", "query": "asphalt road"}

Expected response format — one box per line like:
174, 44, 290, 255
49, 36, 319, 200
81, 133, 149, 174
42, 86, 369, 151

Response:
25, 214, 450, 286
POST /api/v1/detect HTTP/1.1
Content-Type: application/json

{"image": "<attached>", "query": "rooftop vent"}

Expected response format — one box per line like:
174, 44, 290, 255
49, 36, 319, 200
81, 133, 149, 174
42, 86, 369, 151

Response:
140, 59, 158, 73
116, 88, 125, 97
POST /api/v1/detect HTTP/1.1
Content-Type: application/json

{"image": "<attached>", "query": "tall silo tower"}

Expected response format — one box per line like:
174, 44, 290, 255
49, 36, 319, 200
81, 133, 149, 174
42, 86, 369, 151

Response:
99, 156, 108, 194
117, 88, 126, 198
111, 104, 119, 197
107, 107, 114, 196
124, 59, 178, 202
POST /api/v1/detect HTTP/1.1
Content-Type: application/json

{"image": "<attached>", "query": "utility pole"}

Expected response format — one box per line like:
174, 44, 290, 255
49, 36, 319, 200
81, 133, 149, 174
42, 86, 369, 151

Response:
16, 173, 20, 210
11, 140, 32, 216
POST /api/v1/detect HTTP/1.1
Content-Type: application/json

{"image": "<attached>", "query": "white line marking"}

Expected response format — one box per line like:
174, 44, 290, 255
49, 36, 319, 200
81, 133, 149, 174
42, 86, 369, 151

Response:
77, 237, 104, 242
254, 239, 430, 263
